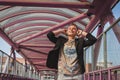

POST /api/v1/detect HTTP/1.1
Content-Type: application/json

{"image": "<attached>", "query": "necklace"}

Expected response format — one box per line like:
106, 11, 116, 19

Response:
65, 39, 75, 48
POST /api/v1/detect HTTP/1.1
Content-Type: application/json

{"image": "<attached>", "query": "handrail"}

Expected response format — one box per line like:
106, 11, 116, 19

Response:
0, 50, 25, 67
0, 50, 39, 79
84, 65, 120, 80
0, 73, 37, 80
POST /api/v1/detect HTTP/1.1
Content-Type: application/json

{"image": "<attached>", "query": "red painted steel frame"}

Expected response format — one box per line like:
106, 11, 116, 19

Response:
0, 0, 91, 8
17, 13, 87, 44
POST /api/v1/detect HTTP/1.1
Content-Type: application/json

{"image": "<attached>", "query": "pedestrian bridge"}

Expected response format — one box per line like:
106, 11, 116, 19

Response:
0, 0, 120, 80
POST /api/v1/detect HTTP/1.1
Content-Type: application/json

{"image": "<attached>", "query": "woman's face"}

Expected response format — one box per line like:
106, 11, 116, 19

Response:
66, 25, 77, 37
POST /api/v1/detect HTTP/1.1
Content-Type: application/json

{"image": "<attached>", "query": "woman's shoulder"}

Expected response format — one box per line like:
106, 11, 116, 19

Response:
58, 35, 67, 39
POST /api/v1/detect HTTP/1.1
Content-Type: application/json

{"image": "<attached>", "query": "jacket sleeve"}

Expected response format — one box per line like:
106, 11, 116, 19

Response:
47, 31, 58, 44
83, 33, 97, 47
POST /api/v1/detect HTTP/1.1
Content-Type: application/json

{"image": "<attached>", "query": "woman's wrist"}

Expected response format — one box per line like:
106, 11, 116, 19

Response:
82, 31, 88, 37
77, 30, 88, 37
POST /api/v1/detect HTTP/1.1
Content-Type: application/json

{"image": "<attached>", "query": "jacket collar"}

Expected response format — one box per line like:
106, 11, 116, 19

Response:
62, 37, 78, 47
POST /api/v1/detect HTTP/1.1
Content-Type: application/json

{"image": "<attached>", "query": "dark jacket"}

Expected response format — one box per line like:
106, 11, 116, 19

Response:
46, 31, 97, 74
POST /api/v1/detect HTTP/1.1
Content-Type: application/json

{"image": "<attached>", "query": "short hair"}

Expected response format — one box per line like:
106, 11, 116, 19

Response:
69, 23, 78, 30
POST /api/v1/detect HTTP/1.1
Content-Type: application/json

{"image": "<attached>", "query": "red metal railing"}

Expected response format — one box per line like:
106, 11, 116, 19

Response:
84, 65, 120, 80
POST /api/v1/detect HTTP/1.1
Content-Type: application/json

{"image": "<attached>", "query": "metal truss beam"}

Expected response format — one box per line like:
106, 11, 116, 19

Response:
19, 45, 48, 55
8, 22, 56, 35
1, 10, 86, 29
85, 15, 99, 32
85, 0, 116, 32
94, 25, 104, 69
21, 44, 54, 48
108, 13, 120, 43
28, 57, 47, 60
0, 0, 91, 8
0, 6, 12, 11
4, 17, 63, 30
17, 13, 87, 44
0, 28, 18, 50
0, 10, 69, 22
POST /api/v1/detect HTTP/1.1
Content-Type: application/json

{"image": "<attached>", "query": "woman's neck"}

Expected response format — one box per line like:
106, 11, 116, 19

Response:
68, 36, 75, 41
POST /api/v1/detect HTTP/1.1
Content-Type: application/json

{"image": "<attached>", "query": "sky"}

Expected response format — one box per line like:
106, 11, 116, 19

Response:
0, 1, 120, 59
0, 37, 11, 54
0, 37, 22, 57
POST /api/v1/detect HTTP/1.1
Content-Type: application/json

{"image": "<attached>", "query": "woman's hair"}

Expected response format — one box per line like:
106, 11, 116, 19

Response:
69, 23, 78, 30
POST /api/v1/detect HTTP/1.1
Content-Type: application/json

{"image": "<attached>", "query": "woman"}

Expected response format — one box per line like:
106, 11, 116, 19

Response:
46, 23, 97, 80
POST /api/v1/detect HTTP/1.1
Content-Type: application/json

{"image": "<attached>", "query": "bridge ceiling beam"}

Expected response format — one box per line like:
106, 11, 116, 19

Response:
0, 0, 91, 8
17, 13, 87, 44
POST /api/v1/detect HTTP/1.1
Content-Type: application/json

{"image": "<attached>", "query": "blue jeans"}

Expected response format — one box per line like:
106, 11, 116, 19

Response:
57, 73, 84, 80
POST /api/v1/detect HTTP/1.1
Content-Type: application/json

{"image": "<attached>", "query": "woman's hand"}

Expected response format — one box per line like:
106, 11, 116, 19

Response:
53, 29, 67, 36
77, 30, 88, 37
59, 29, 67, 34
